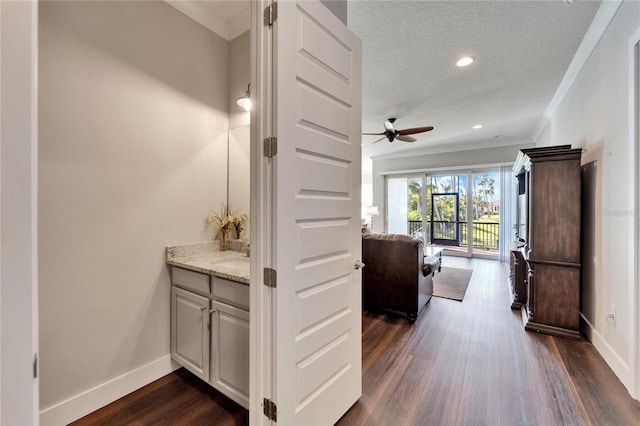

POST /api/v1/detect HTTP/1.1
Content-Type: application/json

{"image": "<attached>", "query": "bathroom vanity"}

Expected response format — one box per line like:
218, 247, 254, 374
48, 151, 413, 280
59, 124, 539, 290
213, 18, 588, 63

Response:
166, 242, 250, 409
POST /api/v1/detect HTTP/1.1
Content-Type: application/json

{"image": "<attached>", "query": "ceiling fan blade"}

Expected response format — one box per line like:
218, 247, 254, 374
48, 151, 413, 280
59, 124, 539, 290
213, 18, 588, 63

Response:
362, 132, 384, 135
398, 126, 434, 135
371, 136, 386, 144
396, 135, 417, 142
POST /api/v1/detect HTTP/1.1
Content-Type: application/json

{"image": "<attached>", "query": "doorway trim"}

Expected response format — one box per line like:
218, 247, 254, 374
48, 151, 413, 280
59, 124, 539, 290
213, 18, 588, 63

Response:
249, 0, 272, 423
629, 23, 640, 401
0, 1, 40, 423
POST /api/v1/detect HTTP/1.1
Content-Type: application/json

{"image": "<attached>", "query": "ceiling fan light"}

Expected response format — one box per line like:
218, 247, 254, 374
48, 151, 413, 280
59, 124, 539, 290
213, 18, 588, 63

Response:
456, 56, 474, 67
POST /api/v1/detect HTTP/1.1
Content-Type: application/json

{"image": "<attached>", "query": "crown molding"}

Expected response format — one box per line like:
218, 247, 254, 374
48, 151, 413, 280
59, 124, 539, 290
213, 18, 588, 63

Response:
369, 139, 533, 162
533, 0, 624, 141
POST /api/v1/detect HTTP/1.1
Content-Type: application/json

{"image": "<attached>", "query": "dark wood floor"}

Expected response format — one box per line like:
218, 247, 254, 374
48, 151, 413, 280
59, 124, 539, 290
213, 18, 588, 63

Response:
70, 367, 248, 426
72, 257, 640, 425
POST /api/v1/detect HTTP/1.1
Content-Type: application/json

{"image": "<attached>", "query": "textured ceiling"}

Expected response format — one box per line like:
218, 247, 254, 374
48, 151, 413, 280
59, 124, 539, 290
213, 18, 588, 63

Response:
169, 0, 601, 166
347, 0, 601, 162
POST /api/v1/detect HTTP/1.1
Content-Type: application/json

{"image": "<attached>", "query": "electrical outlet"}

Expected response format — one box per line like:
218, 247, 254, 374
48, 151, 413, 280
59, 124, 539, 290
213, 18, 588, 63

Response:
607, 304, 617, 326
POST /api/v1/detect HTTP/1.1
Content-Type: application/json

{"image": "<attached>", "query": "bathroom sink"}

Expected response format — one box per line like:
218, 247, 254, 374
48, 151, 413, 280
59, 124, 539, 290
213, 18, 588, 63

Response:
210, 257, 249, 270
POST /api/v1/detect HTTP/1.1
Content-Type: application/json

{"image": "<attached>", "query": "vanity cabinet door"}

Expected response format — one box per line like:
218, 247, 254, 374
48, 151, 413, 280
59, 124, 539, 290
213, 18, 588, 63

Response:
171, 286, 210, 381
210, 300, 249, 409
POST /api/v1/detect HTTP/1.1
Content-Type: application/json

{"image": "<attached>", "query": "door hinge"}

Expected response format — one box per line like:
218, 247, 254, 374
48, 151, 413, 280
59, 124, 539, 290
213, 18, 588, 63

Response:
264, 2, 277, 27
263, 398, 277, 422
263, 137, 277, 158
33, 353, 38, 378
264, 267, 277, 288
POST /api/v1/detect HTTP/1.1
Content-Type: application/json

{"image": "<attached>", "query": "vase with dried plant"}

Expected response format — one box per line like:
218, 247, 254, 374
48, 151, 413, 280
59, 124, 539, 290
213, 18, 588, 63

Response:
207, 203, 234, 251
231, 213, 249, 240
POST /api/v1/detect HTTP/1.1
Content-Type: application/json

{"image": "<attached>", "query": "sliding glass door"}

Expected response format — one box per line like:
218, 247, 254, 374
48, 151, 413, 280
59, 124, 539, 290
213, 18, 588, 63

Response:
470, 170, 500, 257
426, 170, 499, 258
387, 169, 500, 259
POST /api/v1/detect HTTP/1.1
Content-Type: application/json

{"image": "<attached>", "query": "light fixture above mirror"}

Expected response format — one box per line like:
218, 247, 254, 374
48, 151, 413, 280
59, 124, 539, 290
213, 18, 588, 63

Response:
236, 84, 251, 112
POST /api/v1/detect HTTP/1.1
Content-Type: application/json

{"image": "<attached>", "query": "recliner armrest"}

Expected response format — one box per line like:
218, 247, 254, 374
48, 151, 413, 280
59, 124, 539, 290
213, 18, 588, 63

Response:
422, 256, 440, 276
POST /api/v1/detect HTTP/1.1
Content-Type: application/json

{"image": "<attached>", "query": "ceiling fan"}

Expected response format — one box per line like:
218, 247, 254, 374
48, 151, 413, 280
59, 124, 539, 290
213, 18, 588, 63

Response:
363, 118, 434, 143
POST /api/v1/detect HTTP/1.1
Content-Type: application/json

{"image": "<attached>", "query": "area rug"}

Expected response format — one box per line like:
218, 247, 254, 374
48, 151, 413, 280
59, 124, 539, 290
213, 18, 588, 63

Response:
432, 267, 473, 301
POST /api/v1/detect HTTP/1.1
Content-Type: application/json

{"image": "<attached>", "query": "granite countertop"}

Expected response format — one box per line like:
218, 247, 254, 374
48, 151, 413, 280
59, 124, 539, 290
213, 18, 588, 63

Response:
166, 241, 250, 285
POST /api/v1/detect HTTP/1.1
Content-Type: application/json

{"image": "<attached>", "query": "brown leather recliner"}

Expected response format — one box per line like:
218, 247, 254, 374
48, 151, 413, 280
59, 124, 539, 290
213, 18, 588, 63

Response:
362, 233, 438, 322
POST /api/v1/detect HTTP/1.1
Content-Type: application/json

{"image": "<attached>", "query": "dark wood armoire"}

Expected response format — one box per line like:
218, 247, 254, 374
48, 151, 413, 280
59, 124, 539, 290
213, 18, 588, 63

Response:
513, 145, 582, 339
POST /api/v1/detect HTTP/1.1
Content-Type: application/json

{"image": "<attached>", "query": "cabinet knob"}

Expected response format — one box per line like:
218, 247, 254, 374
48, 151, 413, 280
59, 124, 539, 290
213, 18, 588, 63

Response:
354, 260, 365, 270
210, 309, 215, 314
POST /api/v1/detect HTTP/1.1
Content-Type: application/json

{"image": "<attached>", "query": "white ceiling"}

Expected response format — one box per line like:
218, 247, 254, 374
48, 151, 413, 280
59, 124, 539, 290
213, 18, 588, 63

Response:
347, 0, 601, 162
168, 0, 602, 165
166, 0, 250, 41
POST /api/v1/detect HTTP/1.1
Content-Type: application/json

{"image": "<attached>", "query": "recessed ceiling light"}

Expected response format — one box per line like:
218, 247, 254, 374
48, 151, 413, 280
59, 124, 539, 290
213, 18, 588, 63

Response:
473, 124, 483, 129
456, 56, 474, 67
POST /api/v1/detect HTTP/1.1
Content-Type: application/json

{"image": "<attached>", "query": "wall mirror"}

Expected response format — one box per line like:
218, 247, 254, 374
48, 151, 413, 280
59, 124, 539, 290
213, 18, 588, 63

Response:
228, 124, 250, 239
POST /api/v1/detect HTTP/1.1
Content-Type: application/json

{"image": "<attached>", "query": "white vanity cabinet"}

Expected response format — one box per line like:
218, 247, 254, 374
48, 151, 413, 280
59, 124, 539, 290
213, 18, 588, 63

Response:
170, 267, 249, 409
170, 268, 211, 381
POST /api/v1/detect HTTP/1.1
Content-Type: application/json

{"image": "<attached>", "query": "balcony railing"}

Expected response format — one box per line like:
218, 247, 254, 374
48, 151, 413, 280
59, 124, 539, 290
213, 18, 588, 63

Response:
408, 220, 422, 237
408, 220, 499, 250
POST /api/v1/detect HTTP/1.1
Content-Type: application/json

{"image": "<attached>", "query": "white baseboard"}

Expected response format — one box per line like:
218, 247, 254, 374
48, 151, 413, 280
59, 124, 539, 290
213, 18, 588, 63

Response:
39, 355, 179, 425
581, 314, 632, 394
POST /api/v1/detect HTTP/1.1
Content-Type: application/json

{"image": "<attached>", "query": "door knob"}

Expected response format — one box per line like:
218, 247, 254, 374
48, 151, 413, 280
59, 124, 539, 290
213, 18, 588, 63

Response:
354, 260, 365, 270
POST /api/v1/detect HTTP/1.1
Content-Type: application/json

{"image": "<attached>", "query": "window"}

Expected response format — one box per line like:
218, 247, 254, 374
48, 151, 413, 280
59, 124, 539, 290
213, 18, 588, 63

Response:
385, 168, 504, 259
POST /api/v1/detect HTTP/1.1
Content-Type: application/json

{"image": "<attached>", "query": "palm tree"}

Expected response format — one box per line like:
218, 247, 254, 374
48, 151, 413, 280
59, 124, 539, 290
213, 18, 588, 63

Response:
476, 175, 496, 219
408, 179, 422, 221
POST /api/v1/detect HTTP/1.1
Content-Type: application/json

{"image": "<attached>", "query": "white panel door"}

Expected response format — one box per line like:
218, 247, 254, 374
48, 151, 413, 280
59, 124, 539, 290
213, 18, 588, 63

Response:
271, 1, 362, 424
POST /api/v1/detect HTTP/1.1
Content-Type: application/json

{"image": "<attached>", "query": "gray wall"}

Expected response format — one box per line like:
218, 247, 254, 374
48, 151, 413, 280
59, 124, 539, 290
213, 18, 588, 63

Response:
39, 0, 229, 414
